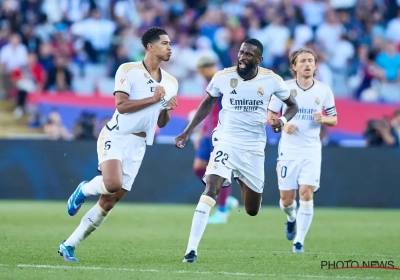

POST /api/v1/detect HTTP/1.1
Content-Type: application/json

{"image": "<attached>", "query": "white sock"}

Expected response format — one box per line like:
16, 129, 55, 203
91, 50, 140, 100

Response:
81, 176, 113, 197
294, 200, 314, 245
185, 195, 216, 255
279, 199, 297, 222
64, 203, 109, 247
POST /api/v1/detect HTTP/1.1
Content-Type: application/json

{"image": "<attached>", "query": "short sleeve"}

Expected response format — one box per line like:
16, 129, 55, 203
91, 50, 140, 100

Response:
114, 65, 132, 96
268, 94, 284, 114
206, 76, 222, 97
273, 79, 290, 101
323, 88, 337, 116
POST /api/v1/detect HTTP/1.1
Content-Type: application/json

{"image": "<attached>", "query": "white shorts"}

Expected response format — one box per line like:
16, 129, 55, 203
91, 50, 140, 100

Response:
276, 158, 321, 191
203, 143, 265, 193
97, 128, 146, 191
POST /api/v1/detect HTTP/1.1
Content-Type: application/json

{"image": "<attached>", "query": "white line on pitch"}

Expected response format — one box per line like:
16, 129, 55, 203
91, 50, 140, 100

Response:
0, 264, 388, 279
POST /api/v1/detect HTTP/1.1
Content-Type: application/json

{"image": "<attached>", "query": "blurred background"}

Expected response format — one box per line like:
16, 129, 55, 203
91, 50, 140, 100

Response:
0, 0, 399, 207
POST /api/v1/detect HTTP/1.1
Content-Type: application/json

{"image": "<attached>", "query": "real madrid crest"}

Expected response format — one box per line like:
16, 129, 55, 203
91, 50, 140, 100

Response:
257, 87, 264, 96
144, 72, 150, 79
315, 97, 320, 105
290, 89, 297, 97
230, 78, 238, 88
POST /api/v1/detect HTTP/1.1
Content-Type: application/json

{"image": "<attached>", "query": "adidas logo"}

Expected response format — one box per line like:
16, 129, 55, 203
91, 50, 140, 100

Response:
230, 89, 237, 94
147, 79, 154, 84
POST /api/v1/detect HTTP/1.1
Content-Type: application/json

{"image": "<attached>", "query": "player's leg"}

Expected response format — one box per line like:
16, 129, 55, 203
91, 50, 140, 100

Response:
292, 158, 321, 253
59, 188, 127, 261
208, 186, 233, 224
233, 149, 265, 216
198, 137, 235, 224
183, 174, 225, 262
193, 137, 210, 180
237, 179, 263, 216
59, 159, 125, 262
60, 133, 146, 262
67, 130, 123, 216
183, 144, 232, 263
277, 161, 299, 240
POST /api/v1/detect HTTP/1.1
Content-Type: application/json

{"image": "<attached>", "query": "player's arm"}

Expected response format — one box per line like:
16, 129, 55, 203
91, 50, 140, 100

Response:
314, 113, 337, 126
269, 79, 298, 132
281, 95, 298, 123
157, 96, 178, 128
115, 85, 164, 114
113, 65, 164, 114
315, 88, 338, 126
175, 75, 221, 148
267, 94, 282, 124
175, 94, 219, 148
184, 94, 218, 135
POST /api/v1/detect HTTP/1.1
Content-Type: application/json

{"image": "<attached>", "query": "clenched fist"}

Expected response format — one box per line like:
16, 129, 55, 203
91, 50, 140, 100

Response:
283, 124, 298, 135
270, 115, 284, 133
166, 96, 178, 111
313, 111, 324, 124
153, 85, 166, 102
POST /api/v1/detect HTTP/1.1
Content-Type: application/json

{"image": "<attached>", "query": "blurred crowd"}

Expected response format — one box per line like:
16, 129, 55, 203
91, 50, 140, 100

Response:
0, 0, 399, 144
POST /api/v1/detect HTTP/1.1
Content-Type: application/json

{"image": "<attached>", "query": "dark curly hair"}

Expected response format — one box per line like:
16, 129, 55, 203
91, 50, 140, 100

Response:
141, 27, 168, 49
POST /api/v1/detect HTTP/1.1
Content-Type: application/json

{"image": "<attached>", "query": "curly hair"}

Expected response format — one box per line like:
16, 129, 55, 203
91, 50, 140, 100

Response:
289, 48, 318, 77
141, 26, 168, 49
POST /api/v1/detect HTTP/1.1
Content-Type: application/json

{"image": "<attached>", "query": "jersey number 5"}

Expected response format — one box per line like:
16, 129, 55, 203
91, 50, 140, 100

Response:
214, 151, 228, 165
104, 141, 111, 150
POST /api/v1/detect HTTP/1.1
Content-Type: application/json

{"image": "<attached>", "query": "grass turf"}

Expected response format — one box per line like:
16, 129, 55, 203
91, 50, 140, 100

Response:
0, 201, 399, 279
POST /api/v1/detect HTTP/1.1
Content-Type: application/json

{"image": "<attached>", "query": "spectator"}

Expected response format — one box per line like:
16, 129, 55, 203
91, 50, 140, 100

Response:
364, 112, 400, 147
44, 55, 72, 92
0, 33, 28, 98
11, 52, 46, 118
375, 41, 400, 82
73, 111, 97, 140
43, 110, 70, 140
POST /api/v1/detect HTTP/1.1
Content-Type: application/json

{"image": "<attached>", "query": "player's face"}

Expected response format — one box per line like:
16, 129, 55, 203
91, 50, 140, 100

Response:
293, 52, 316, 79
237, 43, 262, 76
152, 35, 172, 61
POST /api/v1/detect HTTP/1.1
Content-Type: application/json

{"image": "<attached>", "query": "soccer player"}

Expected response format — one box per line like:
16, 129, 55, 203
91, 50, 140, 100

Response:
175, 38, 299, 263
58, 27, 179, 262
194, 56, 238, 225
267, 48, 338, 253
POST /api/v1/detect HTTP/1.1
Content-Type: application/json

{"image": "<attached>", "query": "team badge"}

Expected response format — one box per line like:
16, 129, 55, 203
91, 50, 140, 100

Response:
290, 89, 297, 97
230, 78, 238, 88
144, 72, 150, 79
257, 87, 264, 96
315, 97, 320, 105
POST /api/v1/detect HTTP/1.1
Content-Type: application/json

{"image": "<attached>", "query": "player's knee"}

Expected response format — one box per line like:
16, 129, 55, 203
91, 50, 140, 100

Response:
245, 206, 259, 216
281, 197, 295, 207
103, 178, 122, 193
299, 187, 314, 201
100, 198, 118, 212
203, 185, 219, 200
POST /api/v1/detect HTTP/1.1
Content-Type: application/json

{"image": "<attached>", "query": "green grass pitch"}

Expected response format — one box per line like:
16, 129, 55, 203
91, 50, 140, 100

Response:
0, 201, 399, 279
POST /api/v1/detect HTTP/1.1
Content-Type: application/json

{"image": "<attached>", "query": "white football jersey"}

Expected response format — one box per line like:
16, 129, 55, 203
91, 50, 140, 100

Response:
207, 66, 290, 151
268, 79, 337, 160
106, 61, 178, 145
